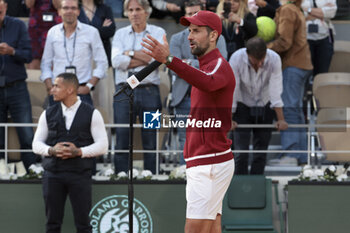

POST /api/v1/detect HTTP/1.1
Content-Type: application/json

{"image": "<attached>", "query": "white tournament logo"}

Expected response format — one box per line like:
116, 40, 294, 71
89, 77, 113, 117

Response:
89, 195, 153, 233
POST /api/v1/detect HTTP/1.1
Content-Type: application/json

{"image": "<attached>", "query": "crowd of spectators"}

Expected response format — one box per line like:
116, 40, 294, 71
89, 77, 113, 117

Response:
1, 0, 345, 175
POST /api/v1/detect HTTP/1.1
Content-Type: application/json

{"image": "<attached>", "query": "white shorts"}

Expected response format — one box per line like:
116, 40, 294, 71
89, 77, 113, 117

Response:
186, 159, 235, 220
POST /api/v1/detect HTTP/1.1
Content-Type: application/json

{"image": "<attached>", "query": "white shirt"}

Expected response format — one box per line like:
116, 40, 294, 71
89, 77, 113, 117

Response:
301, 0, 337, 40
111, 24, 166, 85
229, 48, 283, 112
40, 21, 108, 84
32, 98, 108, 158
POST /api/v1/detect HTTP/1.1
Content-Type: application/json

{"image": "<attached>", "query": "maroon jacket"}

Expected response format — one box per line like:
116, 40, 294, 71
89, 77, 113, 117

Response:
168, 48, 236, 168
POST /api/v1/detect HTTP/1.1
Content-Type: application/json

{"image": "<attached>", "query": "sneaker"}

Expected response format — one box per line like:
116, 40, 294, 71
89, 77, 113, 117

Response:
0, 159, 8, 176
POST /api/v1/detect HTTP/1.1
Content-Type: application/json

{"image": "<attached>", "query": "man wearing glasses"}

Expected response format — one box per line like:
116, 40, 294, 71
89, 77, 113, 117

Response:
41, 0, 108, 106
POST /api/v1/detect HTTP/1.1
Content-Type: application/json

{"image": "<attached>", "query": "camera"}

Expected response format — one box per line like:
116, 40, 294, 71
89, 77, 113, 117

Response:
223, 1, 231, 19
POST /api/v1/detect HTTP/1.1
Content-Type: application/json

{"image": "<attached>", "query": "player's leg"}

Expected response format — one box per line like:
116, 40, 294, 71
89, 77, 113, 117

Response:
210, 214, 222, 233
185, 218, 214, 233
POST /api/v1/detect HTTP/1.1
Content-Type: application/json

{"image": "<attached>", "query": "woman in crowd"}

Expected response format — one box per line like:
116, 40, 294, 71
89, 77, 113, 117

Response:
217, 0, 257, 60
25, 0, 62, 69
78, 0, 116, 66
302, 0, 337, 76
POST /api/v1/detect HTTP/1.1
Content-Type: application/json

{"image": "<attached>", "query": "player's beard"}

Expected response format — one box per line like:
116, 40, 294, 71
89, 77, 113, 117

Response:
191, 40, 210, 57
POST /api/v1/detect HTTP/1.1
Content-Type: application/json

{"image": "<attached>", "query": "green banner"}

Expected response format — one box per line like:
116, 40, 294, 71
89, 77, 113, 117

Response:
0, 181, 186, 233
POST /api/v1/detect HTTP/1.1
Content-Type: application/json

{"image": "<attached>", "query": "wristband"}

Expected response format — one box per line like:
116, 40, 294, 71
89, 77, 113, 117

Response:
86, 82, 95, 91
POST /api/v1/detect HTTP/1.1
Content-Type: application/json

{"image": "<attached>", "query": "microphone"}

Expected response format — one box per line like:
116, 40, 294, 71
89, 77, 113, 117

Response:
114, 61, 162, 97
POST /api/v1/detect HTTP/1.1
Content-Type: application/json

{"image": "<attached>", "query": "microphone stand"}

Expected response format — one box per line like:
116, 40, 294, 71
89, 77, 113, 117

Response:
113, 61, 162, 232
115, 85, 134, 233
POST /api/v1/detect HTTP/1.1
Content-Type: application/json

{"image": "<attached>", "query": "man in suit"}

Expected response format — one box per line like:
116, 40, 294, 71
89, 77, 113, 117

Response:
169, 0, 227, 164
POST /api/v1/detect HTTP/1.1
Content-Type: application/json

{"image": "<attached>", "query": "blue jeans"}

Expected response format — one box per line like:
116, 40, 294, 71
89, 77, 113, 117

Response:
113, 84, 162, 174
174, 95, 191, 165
280, 67, 310, 163
308, 37, 334, 76
104, 0, 123, 18
0, 81, 36, 170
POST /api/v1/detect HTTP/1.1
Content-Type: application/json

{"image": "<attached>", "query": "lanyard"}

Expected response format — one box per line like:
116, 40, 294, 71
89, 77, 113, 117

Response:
63, 30, 77, 66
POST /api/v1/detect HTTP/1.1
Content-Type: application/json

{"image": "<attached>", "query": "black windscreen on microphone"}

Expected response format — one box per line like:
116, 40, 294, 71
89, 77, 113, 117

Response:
134, 61, 162, 83
114, 61, 162, 97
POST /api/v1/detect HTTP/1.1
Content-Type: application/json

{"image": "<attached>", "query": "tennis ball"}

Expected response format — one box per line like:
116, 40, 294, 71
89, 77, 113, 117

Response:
256, 16, 276, 42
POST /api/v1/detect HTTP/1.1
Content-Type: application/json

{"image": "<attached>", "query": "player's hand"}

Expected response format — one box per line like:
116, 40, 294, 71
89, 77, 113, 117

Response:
142, 34, 170, 64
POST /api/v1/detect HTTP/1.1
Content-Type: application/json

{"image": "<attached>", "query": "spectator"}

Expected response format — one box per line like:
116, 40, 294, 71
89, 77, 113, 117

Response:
32, 72, 108, 233
169, 0, 227, 164
248, 0, 280, 18
78, 0, 116, 66
0, 0, 36, 171
25, 0, 62, 69
6, 0, 29, 17
301, 0, 337, 76
40, 0, 108, 107
217, 0, 258, 60
230, 37, 288, 174
267, 0, 313, 165
111, 0, 165, 174
104, 0, 124, 18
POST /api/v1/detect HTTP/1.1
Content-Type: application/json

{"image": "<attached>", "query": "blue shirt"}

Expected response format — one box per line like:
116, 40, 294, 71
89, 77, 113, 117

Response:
0, 16, 32, 84
40, 21, 108, 84
111, 24, 166, 85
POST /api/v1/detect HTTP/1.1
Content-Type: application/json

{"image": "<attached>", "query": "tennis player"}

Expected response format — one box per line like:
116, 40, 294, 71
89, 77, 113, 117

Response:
142, 10, 236, 233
